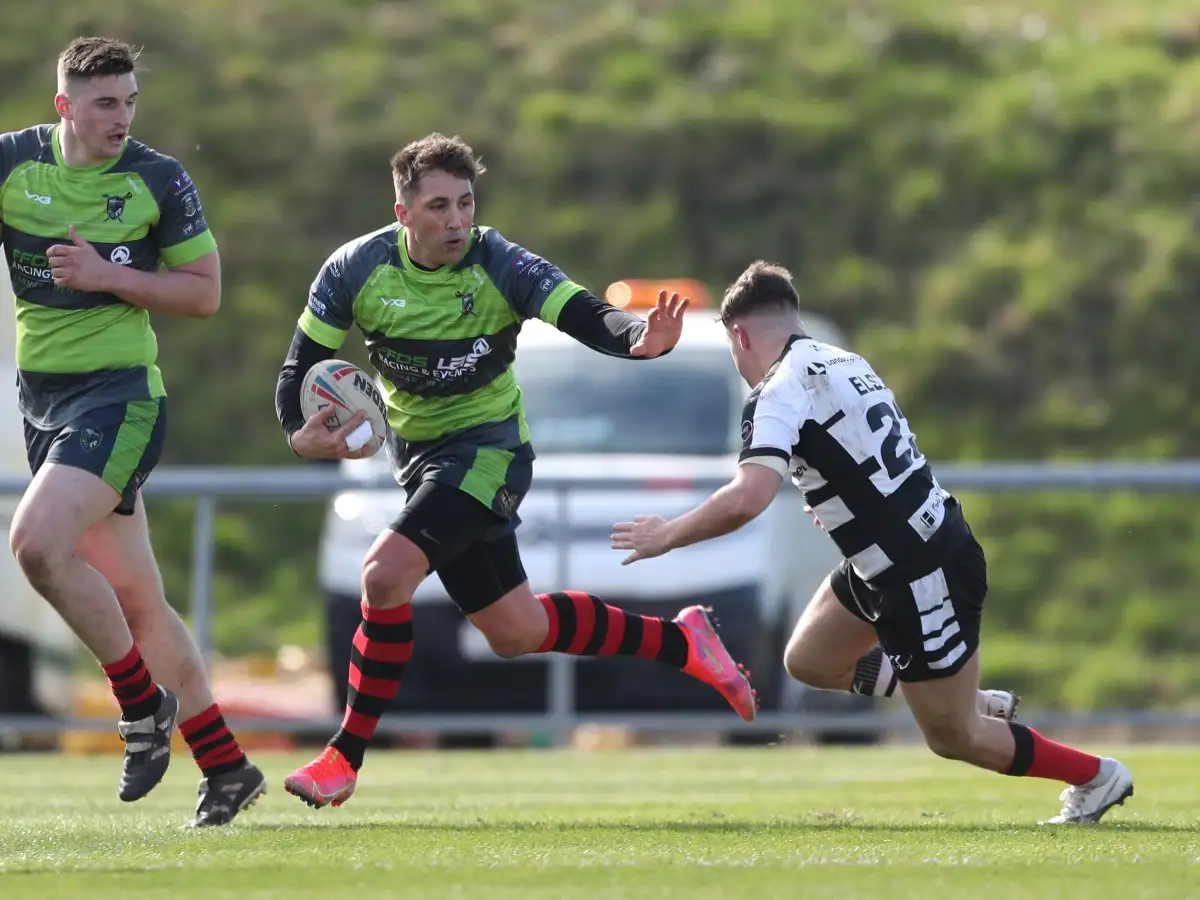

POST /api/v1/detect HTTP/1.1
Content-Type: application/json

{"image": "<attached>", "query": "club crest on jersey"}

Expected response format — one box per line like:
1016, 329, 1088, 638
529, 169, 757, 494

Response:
104, 191, 133, 221
456, 290, 475, 317
80, 428, 103, 452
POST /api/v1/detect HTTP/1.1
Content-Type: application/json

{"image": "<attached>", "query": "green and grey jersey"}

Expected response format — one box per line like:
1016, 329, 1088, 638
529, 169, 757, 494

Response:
0, 124, 217, 427
299, 224, 590, 452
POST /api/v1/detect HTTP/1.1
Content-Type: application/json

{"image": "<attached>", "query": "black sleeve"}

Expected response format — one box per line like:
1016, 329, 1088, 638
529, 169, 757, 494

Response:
553, 291, 660, 359
275, 327, 336, 447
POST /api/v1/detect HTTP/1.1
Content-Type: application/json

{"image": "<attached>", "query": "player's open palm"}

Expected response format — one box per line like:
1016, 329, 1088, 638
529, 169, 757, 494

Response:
629, 290, 690, 358
610, 515, 671, 565
289, 407, 370, 460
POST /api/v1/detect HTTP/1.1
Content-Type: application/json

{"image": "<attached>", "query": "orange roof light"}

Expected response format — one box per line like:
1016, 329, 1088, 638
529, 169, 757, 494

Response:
604, 278, 711, 309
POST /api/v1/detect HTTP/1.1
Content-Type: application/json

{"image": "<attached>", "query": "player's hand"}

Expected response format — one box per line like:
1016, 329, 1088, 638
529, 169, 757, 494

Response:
803, 504, 826, 532
610, 515, 673, 565
47, 225, 115, 292
288, 407, 371, 460
629, 290, 690, 358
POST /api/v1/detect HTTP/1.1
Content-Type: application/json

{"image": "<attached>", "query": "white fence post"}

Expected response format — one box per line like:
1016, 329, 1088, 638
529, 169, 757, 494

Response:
189, 495, 218, 672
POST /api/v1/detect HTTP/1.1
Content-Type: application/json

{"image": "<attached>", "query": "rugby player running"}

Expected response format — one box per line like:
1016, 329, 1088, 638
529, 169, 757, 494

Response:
0, 37, 265, 825
275, 133, 757, 807
612, 262, 1133, 825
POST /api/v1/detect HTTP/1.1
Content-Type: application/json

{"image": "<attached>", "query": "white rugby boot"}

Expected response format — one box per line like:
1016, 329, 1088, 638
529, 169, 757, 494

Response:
1043, 757, 1134, 824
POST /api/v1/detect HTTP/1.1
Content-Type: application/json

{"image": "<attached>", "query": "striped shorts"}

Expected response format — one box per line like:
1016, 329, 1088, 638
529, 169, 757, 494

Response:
830, 533, 987, 682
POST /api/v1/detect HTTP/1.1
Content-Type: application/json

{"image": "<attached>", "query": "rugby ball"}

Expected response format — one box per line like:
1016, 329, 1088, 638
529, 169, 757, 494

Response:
300, 360, 389, 456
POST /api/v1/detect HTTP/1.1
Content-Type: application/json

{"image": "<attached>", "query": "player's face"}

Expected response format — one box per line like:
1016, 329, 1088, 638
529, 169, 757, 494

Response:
56, 74, 138, 161
396, 170, 476, 267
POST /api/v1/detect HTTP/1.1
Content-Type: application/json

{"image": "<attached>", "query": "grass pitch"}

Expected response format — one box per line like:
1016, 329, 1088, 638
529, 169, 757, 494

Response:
0, 744, 1194, 898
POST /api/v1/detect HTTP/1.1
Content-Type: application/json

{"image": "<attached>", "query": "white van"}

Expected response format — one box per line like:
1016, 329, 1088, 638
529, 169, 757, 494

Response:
317, 281, 851, 723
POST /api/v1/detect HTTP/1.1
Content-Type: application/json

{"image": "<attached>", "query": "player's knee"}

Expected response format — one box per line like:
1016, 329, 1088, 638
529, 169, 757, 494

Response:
782, 639, 829, 688
478, 616, 543, 658
361, 557, 417, 609
922, 718, 976, 761
484, 632, 530, 659
361, 542, 425, 609
9, 523, 62, 592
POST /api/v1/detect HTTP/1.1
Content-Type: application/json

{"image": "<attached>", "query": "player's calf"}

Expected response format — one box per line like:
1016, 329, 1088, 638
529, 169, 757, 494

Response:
902, 651, 1133, 822
918, 712, 992, 764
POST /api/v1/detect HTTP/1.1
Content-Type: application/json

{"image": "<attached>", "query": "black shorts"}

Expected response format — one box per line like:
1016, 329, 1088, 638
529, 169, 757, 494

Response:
385, 430, 534, 530
389, 480, 528, 616
830, 534, 987, 683
24, 398, 167, 516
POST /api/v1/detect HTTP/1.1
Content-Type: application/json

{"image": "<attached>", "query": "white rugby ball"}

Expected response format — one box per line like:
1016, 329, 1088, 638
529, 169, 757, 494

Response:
300, 360, 389, 456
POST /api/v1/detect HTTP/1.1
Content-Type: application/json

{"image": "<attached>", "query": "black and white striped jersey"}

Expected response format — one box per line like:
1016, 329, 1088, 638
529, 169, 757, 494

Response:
738, 335, 969, 586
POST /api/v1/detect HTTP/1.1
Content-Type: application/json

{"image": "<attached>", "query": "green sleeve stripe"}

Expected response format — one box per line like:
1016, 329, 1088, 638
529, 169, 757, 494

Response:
539, 281, 585, 327
299, 308, 348, 349
159, 231, 217, 268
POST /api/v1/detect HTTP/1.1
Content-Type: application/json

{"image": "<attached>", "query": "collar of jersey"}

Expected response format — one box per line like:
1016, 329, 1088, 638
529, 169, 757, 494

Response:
396, 225, 480, 282
50, 124, 126, 175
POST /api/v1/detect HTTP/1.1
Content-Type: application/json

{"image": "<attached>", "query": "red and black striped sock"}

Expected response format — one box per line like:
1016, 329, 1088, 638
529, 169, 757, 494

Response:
179, 704, 247, 779
536, 591, 689, 668
330, 602, 413, 770
101, 645, 162, 722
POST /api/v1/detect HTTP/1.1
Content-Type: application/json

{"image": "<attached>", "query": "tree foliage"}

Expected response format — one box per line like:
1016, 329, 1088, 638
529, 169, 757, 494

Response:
2, 1, 1199, 706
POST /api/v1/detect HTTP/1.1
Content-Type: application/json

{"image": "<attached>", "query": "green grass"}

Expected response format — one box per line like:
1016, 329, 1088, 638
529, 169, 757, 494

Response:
0, 745, 1195, 898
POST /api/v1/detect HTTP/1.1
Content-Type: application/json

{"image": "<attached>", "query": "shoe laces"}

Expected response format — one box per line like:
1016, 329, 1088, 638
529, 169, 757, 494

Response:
1056, 785, 1085, 819
309, 747, 349, 776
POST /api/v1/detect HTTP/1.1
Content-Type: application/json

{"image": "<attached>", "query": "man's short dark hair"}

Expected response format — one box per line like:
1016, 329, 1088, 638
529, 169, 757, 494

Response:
58, 37, 138, 86
719, 261, 801, 327
391, 133, 485, 199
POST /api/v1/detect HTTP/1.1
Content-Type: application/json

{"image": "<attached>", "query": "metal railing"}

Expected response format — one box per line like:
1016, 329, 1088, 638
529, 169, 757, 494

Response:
3, 460, 1200, 743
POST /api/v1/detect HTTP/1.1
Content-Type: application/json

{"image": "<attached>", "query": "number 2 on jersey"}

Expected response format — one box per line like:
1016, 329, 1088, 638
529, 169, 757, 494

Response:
866, 400, 921, 479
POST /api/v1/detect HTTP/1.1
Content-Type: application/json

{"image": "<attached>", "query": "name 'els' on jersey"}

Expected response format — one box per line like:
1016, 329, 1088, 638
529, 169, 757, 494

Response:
738, 336, 969, 586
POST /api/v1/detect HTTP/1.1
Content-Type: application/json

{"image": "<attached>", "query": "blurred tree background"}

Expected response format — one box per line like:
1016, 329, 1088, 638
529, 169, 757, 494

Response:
2, 0, 1199, 708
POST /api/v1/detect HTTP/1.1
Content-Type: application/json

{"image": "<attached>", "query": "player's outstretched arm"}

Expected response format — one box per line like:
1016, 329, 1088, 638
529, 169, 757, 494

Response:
610, 463, 781, 564
483, 230, 684, 359
556, 289, 688, 359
